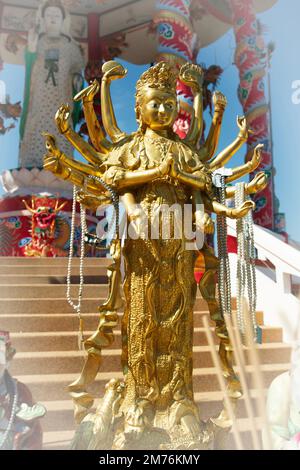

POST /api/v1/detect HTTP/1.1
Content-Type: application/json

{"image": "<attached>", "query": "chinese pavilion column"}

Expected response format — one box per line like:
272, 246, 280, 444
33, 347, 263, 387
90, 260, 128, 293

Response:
152, 0, 196, 138
230, 0, 280, 231
79, 12, 103, 137
85, 13, 102, 83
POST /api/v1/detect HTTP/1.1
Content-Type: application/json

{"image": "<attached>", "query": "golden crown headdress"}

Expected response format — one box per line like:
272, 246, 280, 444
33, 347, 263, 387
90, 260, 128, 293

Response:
136, 62, 178, 99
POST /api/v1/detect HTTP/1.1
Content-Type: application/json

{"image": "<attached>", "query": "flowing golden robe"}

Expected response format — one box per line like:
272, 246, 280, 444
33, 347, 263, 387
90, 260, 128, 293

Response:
101, 133, 204, 427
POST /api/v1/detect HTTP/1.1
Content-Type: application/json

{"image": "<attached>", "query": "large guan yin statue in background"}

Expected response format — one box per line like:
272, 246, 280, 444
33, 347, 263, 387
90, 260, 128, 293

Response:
19, 0, 84, 169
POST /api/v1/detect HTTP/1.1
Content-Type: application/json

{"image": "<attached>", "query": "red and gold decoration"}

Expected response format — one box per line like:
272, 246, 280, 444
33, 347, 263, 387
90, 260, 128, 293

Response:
152, 0, 196, 138
22, 196, 68, 258
0, 187, 99, 257
230, 0, 278, 231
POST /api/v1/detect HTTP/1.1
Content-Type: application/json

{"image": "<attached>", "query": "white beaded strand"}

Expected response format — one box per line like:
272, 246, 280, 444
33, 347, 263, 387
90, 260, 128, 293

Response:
216, 175, 232, 318
0, 379, 18, 450
66, 178, 119, 351
86, 174, 119, 239
235, 183, 245, 340
66, 185, 86, 349
235, 182, 257, 343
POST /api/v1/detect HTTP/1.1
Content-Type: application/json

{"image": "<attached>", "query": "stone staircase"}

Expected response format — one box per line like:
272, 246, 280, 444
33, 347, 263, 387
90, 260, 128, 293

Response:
0, 257, 291, 450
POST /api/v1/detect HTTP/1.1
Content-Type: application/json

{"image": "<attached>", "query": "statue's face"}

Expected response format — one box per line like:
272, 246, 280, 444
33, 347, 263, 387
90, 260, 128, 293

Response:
139, 88, 178, 131
43, 6, 64, 37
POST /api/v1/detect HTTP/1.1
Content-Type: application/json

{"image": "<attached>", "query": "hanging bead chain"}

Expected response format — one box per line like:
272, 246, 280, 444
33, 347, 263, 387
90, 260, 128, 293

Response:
86, 175, 119, 239
235, 183, 257, 343
216, 175, 232, 318
66, 177, 119, 350
235, 183, 245, 340
66, 185, 87, 349
0, 379, 18, 450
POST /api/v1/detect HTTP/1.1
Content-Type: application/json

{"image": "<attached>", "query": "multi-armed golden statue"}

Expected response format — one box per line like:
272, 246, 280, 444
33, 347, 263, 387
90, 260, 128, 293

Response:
43, 61, 267, 450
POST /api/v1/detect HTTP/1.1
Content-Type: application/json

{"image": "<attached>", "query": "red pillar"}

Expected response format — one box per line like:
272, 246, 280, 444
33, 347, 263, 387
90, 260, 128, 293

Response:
153, 0, 195, 139
230, 0, 276, 231
87, 13, 102, 62
85, 13, 102, 83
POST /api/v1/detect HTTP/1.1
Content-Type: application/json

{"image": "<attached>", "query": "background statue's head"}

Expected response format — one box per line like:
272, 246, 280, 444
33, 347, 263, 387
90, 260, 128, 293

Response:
135, 62, 179, 132
41, 0, 66, 38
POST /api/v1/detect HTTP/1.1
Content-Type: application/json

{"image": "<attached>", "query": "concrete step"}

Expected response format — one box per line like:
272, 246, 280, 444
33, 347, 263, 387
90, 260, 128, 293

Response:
196, 311, 264, 328
0, 256, 285, 451
0, 313, 99, 332
0, 310, 263, 332
0, 284, 110, 299
13, 329, 223, 352
0, 266, 109, 276
0, 257, 110, 266
10, 330, 112, 351
10, 323, 278, 353
10, 343, 291, 376
1, 284, 220, 299
43, 430, 74, 450
11, 349, 121, 375
16, 363, 289, 403
38, 387, 269, 434
41, 412, 266, 450
258, 325, 282, 343
0, 296, 221, 314
0, 298, 106, 314
0, 274, 108, 285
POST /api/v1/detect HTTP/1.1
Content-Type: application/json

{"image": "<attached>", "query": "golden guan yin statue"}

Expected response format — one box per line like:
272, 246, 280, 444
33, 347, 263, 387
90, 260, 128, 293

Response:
43, 61, 267, 450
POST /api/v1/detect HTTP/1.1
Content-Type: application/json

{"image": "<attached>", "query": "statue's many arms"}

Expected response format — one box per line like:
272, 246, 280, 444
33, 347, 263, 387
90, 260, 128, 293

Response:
43, 61, 267, 450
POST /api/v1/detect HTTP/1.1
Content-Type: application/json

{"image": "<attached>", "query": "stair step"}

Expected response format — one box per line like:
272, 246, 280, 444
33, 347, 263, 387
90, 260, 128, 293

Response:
0, 275, 108, 285
16, 364, 289, 402
258, 325, 282, 343
10, 343, 291, 376
0, 313, 99, 332
0, 310, 263, 332
43, 430, 74, 450
0, 255, 287, 451
41, 416, 266, 450
38, 388, 269, 434
0, 257, 110, 267
0, 295, 226, 314
10, 322, 279, 352
0, 284, 110, 298
1, 284, 222, 299
0, 266, 109, 276
40, 398, 254, 433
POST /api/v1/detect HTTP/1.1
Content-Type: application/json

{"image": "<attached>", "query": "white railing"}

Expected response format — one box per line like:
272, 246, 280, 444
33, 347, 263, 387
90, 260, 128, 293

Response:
227, 219, 300, 343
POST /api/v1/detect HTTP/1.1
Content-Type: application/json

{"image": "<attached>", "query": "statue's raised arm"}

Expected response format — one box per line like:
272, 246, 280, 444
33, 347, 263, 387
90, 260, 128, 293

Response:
54, 104, 108, 167
180, 63, 204, 149
225, 143, 263, 183
44, 132, 102, 179
225, 172, 268, 199
43, 133, 110, 204
74, 80, 112, 154
208, 116, 252, 171
101, 61, 129, 143
200, 91, 227, 162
